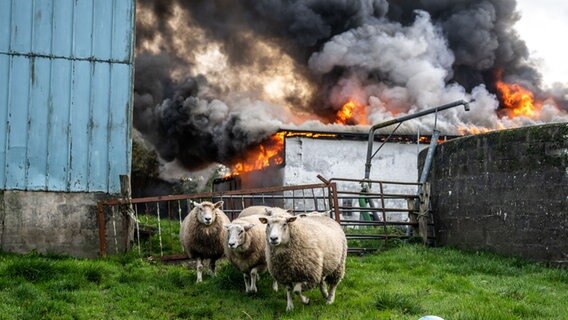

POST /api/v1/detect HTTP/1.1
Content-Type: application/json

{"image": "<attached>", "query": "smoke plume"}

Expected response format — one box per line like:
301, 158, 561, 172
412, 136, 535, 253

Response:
134, 0, 568, 171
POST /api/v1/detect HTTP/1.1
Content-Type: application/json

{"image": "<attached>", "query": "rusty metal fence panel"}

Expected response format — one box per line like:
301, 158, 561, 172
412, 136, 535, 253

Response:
321, 176, 434, 254
96, 178, 433, 259
96, 182, 338, 260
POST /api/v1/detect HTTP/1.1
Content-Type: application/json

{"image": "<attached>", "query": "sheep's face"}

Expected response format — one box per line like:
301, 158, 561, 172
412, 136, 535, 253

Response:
259, 216, 297, 247
193, 201, 224, 226
225, 223, 255, 250
264, 207, 294, 217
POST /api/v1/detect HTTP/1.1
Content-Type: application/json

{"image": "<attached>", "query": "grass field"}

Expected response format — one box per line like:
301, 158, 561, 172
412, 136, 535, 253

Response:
1, 244, 567, 320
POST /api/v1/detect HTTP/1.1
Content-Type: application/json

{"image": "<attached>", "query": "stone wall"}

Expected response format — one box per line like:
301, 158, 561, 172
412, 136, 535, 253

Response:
0, 191, 127, 258
420, 123, 568, 266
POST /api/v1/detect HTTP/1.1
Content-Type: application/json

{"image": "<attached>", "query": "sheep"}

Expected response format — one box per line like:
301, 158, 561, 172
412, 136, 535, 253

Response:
238, 206, 291, 218
297, 211, 330, 218
223, 214, 278, 293
237, 206, 272, 218
259, 214, 347, 311
179, 200, 230, 283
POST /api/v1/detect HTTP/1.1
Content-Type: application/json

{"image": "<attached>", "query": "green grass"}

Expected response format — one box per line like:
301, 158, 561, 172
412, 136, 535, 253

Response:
135, 215, 184, 257
345, 225, 415, 251
1, 245, 567, 319
135, 215, 406, 257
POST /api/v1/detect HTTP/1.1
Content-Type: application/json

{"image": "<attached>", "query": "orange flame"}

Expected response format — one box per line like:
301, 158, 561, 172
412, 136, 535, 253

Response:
226, 131, 341, 176
335, 100, 368, 125
496, 79, 541, 118
229, 132, 285, 176
458, 126, 493, 136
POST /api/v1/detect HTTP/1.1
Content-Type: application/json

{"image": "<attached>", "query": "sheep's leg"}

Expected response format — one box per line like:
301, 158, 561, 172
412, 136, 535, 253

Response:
272, 280, 279, 292
243, 273, 251, 293
320, 280, 329, 299
326, 282, 338, 305
196, 258, 204, 283
250, 268, 259, 293
293, 282, 310, 305
208, 259, 217, 276
286, 286, 294, 312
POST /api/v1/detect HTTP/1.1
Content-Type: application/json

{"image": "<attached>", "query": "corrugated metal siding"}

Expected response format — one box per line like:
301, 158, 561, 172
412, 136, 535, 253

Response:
0, 0, 135, 193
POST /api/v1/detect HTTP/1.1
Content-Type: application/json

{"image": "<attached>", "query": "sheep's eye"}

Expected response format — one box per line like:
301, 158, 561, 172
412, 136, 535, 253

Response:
239, 230, 243, 235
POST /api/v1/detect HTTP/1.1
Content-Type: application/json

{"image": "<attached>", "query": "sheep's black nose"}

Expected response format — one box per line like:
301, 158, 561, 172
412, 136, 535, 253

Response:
228, 242, 235, 247
205, 217, 211, 222
270, 236, 278, 242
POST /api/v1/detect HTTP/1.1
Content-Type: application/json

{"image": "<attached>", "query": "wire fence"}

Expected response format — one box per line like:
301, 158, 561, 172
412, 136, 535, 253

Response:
96, 178, 433, 259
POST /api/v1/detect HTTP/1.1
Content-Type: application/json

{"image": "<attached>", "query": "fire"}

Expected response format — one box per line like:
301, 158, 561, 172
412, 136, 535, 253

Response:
285, 132, 337, 139
458, 126, 493, 136
229, 132, 285, 176
496, 78, 541, 119
227, 131, 340, 176
335, 100, 368, 125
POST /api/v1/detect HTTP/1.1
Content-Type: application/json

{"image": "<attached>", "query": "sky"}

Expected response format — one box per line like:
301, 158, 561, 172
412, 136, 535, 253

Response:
515, 0, 568, 87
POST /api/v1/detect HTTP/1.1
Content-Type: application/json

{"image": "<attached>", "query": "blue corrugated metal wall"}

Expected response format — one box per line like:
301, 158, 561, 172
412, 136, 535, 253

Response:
0, 0, 135, 193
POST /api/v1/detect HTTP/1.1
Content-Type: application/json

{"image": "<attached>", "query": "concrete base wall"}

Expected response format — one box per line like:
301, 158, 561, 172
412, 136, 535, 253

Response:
420, 123, 568, 266
0, 191, 123, 258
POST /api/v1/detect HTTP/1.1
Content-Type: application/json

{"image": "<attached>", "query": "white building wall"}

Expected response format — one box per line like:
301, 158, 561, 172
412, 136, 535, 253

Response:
283, 137, 429, 221
284, 137, 427, 185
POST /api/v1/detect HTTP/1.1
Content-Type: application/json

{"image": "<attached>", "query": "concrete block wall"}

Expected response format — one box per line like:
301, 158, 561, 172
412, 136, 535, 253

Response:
0, 191, 126, 258
420, 123, 568, 266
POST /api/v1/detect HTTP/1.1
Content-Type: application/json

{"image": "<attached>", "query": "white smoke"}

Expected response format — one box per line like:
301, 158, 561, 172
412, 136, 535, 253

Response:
307, 11, 567, 135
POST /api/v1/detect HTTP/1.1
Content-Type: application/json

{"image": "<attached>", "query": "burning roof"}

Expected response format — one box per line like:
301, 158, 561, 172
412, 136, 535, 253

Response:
133, 0, 568, 175
227, 129, 458, 177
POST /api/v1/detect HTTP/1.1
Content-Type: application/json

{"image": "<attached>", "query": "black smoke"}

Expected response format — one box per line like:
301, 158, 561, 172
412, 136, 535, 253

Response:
134, 0, 565, 170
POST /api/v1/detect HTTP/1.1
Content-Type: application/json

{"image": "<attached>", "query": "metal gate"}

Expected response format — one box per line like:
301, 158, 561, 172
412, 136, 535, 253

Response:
96, 177, 432, 259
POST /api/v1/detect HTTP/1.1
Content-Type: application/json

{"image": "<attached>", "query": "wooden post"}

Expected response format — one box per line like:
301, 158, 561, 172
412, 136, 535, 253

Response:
120, 175, 135, 252
418, 182, 431, 244
407, 198, 419, 236
97, 203, 107, 257
329, 183, 341, 223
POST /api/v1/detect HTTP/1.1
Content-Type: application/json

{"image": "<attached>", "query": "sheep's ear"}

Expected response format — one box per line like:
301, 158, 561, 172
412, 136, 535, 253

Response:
214, 201, 224, 209
286, 209, 293, 214
243, 224, 255, 231
287, 216, 297, 223
264, 208, 272, 216
258, 217, 268, 224
298, 213, 308, 218
191, 201, 201, 208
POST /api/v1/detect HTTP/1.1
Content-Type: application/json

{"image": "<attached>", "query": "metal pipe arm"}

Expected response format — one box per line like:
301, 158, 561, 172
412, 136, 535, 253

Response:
363, 99, 472, 185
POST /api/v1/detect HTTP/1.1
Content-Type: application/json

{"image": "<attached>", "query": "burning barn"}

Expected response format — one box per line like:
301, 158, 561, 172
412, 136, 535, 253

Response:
214, 129, 457, 189
134, 0, 568, 185
132, 0, 567, 229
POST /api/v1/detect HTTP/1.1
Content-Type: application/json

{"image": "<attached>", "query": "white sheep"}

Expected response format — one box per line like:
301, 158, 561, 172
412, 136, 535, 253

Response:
259, 214, 347, 312
179, 201, 230, 283
238, 206, 292, 218
297, 210, 330, 218
237, 206, 272, 218
223, 214, 278, 293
